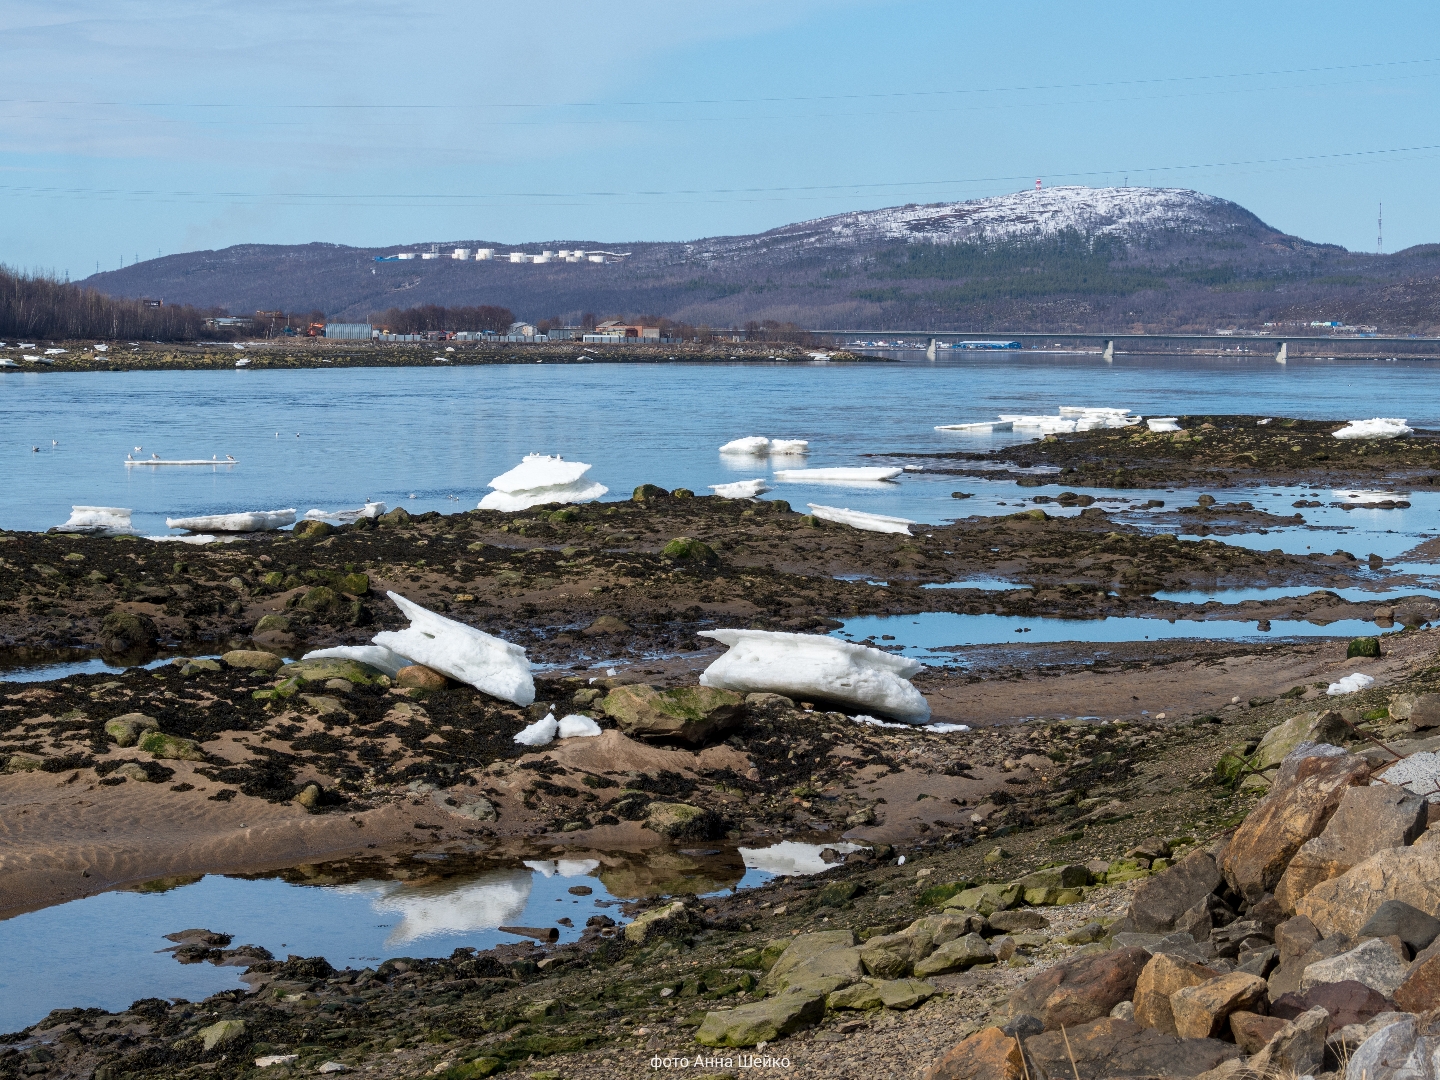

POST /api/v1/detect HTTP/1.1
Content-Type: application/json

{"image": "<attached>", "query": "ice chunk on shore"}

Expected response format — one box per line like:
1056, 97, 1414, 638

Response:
855, 715, 971, 733
769, 439, 809, 455
373, 591, 534, 706
304, 502, 386, 523
514, 711, 558, 746
479, 454, 607, 512
558, 713, 603, 738
719, 436, 771, 455
773, 467, 903, 482
53, 506, 137, 535
1146, 417, 1181, 432
165, 509, 296, 532
698, 628, 930, 723
302, 644, 413, 679
1327, 672, 1376, 696
935, 421, 1014, 433
806, 503, 915, 535
709, 479, 772, 498
1333, 418, 1413, 440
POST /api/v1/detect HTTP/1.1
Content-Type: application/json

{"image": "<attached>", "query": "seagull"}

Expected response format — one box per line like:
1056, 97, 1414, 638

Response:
134, 446, 142, 452
51, 440, 57, 446
31, 446, 39, 452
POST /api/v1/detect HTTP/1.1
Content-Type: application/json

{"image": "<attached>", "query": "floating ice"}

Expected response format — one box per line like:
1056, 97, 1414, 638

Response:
301, 644, 413, 679
719, 436, 771, 455
53, 506, 137, 535
935, 421, 1015, 433
478, 454, 607, 512
304, 502, 387, 523
1327, 672, 1376, 696
514, 711, 558, 745
165, 509, 296, 532
773, 467, 903, 482
709, 479, 772, 498
998, 408, 1138, 434
769, 439, 809, 454
1147, 417, 1181, 432
698, 628, 930, 723
806, 503, 915, 535
373, 591, 535, 706
558, 713, 603, 738
1333, 418, 1413, 440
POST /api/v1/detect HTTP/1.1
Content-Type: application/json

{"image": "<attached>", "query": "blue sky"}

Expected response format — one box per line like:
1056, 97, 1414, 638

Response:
3, 0, 1439, 276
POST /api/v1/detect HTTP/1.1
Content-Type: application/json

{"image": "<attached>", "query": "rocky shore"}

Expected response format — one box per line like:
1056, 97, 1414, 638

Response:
2, 417, 1439, 1078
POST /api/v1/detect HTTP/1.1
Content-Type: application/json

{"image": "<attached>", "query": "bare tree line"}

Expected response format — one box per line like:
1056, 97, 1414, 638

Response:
0, 267, 211, 340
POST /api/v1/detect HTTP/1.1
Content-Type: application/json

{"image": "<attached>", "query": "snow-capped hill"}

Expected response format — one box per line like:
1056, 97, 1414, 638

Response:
757, 186, 1258, 251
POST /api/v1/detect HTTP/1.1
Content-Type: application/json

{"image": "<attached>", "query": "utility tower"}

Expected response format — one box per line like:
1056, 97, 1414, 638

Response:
1378, 203, 1383, 255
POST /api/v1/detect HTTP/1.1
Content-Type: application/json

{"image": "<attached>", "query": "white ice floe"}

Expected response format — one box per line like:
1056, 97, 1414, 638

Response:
1327, 672, 1376, 696
739, 841, 868, 877
698, 628, 930, 723
303, 501, 387, 523
1333, 418, 1413, 440
558, 713, 603, 738
998, 408, 1139, 434
854, 715, 970, 733
93, 344, 108, 353
0, 358, 18, 368
709, 479, 772, 499
478, 454, 607, 512
53, 506, 137, 535
719, 436, 771, 455
373, 591, 535, 706
165, 509, 296, 532
143, 534, 236, 545
1333, 489, 1406, 505
935, 420, 1015, 433
769, 439, 809, 454
806, 503, 915, 535
301, 644, 413, 679
514, 711, 558, 745
773, 467, 903, 482
1146, 417, 1181, 432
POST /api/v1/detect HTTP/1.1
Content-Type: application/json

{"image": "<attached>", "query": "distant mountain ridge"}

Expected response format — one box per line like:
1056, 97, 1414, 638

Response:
84, 186, 1440, 334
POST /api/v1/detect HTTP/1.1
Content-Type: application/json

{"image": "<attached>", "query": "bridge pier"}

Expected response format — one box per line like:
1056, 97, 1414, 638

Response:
1103, 340, 1114, 362
1275, 341, 1287, 364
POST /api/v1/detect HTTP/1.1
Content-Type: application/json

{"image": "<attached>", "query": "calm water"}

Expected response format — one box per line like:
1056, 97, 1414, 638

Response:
2, 355, 1438, 536
0, 841, 850, 1030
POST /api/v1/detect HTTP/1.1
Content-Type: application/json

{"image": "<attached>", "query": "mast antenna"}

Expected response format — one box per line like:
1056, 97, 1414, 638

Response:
1378, 202, 1383, 254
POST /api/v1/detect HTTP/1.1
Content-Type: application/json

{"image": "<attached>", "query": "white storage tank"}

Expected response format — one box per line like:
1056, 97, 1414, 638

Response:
587, 254, 605, 263
397, 253, 416, 260
508, 252, 526, 263
452, 248, 471, 260
476, 248, 495, 260
531, 254, 550, 264
421, 252, 439, 260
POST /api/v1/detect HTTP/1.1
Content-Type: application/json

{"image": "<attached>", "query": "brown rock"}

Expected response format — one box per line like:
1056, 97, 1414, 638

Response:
1133, 953, 1220, 1035
599, 683, 744, 744
1395, 938, 1440, 1013
395, 664, 448, 690
1228, 1010, 1287, 1053
1248, 1005, 1330, 1076
1273, 979, 1394, 1033
922, 1026, 1026, 1080
1296, 846, 1440, 938
1275, 915, 1321, 965
1220, 749, 1370, 903
1004, 946, 1151, 1031
1169, 971, 1270, 1040
581, 615, 631, 636
1124, 849, 1224, 934
1020, 1018, 1242, 1080
1274, 784, 1426, 912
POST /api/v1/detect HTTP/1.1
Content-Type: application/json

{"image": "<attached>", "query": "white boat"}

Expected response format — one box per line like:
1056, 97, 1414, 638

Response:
773, 467, 903, 482
165, 509, 296, 532
126, 454, 237, 466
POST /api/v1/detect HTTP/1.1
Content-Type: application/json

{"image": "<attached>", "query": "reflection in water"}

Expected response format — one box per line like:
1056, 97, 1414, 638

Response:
351, 868, 534, 947
740, 842, 867, 877
597, 850, 746, 899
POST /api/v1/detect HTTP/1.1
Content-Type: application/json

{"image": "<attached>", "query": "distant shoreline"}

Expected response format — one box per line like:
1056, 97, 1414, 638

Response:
0, 340, 876, 373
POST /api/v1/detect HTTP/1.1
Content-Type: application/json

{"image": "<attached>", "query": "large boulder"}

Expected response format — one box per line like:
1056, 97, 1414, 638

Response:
280, 656, 389, 686
1273, 980, 1395, 1033
104, 712, 159, 747
1133, 953, 1221, 1036
138, 730, 206, 761
914, 934, 994, 977
1122, 849, 1224, 934
945, 882, 1022, 916
1345, 1016, 1420, 1080
860, 913, 981, 979
1247, 1006, 1329, 1077
1004, 946, 1151, 1031
101, 610, 158, 652
762, 931, 863, 997
599, 683, 743, 744
1392, 692, 1440, 729
1018, 865, 1091, 906
643, 801, 722, 840
1359, 900, 1440, 953
1220, 747, 1370, 903
694, 989, 824, 1047
1300, 938, 1409, 997
623, 901, 698, 945
922, 1026, 1027, 1080
1274, 784, 1426, 912
221, 649, 283, 672
1169, 972, 1269, 1039
1239, 709, 1351, 788
1021, 1018, 1242, 1080
1296, 846, 1440, 938
1395, 938, 1440, 1013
